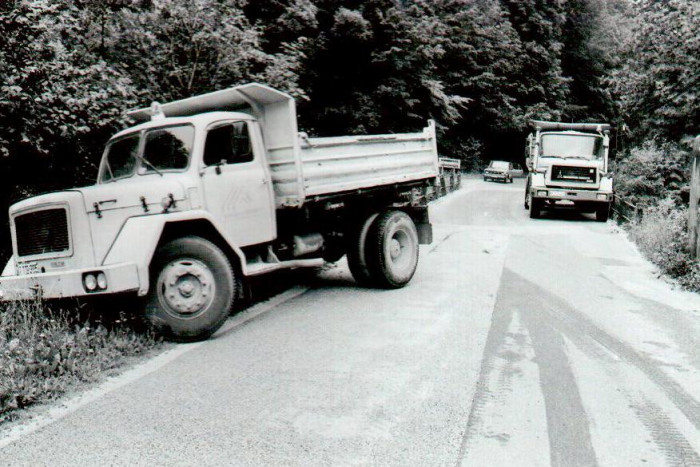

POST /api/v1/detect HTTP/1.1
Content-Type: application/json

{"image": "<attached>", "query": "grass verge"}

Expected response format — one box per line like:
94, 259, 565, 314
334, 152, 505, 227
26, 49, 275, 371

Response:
0, 300, 162, 424
626, 199, 700, 292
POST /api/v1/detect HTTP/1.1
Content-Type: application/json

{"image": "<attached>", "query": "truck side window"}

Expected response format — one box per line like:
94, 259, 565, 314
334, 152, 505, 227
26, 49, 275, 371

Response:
204, 122, 253, 166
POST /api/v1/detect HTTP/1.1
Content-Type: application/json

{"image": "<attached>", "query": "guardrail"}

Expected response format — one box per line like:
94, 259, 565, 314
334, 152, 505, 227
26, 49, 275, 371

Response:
612, 194, 642, 223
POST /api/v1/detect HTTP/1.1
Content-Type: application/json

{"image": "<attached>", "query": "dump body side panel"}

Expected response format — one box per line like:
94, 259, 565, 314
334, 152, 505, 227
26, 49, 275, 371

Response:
272, 121, 439, 207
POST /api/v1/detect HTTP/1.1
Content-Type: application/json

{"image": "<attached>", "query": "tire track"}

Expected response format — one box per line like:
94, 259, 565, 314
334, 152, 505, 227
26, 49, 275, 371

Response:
630, 398, 700, 467
495, 269, 598, 467
503, 269, 700, 463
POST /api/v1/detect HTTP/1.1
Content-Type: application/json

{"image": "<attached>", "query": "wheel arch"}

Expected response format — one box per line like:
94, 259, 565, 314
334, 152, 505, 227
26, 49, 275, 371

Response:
102, 211, 248, 296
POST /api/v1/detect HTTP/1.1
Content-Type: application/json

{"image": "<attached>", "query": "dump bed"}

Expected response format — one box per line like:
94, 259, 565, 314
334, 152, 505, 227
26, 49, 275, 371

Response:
269, 123, 438, 207
129, 83, 438, 208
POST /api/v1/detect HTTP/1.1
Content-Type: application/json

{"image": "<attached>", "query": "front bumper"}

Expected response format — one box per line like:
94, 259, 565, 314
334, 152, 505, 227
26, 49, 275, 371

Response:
484, 172, 508, 180
532, 187, 612, 203
0, 263, 141, 301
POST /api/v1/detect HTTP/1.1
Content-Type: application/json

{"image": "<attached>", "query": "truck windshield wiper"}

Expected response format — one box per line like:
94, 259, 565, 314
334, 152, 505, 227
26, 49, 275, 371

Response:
134, 154, 164, 177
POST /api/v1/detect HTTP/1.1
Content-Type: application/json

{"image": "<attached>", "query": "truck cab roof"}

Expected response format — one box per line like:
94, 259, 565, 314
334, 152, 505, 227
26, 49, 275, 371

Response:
110, 111, 255, 141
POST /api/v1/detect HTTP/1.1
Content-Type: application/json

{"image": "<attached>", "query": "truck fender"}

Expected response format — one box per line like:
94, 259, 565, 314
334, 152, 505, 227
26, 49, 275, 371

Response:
102, 210, 247, 296
1, 256, 16, 277
530, 172, 546, 189
599, 176, 614, 193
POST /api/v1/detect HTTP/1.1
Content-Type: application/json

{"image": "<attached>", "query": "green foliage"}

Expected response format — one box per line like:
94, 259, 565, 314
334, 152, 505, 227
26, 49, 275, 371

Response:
0, 1, 137, 164
613, 140, 690, 207
628, 200, 700, 292
0, 301, 161, 423
610, 0, 700, 142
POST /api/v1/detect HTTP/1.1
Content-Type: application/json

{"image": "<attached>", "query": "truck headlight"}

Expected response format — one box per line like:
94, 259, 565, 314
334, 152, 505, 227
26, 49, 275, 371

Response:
596, 194, 608, 201
83, 271, 108, 292
537, 190, 548, 197
97, 272, 108, 290
84, 273, 97, 291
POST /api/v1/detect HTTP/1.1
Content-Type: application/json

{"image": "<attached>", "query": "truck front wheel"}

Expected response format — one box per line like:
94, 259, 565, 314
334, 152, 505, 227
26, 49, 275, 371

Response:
366, 210, 419, 289
144, 236, 234, 342
529, 198, 543, 219
596, 204, 610, 222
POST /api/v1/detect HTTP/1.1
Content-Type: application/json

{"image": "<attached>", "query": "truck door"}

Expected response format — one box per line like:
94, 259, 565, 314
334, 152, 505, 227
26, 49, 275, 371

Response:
201, 120, 276, 247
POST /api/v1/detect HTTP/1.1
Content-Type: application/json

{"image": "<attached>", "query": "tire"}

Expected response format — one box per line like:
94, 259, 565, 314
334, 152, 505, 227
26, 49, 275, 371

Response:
365, 210, 419, 289
529, 198, 542, 219
346, 213, 379, 286
596, 204, 610, 222
483, 176, 488, 182
524, 179, 531, 209
143, 236, 234, 342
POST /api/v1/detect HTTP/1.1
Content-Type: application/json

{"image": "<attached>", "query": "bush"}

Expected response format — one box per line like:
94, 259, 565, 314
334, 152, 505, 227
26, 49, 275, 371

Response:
627, 199, 700, 291
0, 301, 161, 423
613, 140, 690, 208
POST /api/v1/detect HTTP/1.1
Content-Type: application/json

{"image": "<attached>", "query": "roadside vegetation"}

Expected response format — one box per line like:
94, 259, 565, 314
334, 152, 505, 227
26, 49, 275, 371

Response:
0, 301, 161, 424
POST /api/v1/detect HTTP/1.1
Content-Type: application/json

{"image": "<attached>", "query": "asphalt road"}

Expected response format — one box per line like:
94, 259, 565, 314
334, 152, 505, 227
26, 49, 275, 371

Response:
2, 178, 700, 466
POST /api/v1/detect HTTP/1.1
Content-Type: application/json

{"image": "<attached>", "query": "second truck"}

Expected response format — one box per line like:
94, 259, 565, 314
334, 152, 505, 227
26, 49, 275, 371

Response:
524, 120, 614, 221
0, 83, 438, 341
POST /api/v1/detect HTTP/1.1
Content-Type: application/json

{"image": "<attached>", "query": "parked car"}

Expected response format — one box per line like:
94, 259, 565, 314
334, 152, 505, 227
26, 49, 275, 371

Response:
483, 160, 516, 183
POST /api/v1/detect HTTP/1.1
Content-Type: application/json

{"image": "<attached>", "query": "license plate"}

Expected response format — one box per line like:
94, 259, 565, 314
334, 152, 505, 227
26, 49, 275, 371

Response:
17, 262, 40, 275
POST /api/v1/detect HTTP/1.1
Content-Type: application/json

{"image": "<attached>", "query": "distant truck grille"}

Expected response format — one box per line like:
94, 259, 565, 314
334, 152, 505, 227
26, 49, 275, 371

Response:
14, 208, 70, 257
551, 166, 596, 184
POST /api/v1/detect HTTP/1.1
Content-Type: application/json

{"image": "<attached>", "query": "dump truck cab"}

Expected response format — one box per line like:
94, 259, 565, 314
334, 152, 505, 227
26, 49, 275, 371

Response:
524, 120, 613, 221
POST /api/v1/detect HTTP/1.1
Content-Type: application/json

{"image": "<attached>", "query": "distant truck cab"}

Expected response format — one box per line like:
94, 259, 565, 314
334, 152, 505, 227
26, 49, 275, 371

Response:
524, 120, 613, 221
0, 83, 438, 341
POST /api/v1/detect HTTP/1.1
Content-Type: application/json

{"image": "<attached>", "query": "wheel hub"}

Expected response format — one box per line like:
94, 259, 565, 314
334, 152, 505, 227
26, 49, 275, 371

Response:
390, 238, 402, 259
158, 260, 215, 317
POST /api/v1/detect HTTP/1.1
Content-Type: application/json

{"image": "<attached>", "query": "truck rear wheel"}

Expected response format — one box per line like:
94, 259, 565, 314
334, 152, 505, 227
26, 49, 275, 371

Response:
347, 213, 379, 286
144, 236, 234, 342
596, 204, 610, 222
366, 210, 419, 289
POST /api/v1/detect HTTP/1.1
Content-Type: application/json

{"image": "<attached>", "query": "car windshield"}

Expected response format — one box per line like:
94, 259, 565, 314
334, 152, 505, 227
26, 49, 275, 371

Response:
540, 134, 604, 160
489, 161, 509, 170
101, 125, 194, 182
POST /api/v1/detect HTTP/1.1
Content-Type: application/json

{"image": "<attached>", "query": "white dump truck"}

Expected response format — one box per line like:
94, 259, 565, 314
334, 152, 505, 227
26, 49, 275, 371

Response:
0, 83, 438, 341
524, 120, 614, 221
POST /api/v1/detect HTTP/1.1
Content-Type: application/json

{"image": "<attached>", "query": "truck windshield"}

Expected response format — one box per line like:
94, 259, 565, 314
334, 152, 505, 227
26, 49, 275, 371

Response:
100, 124, 194, 182
101, 135, 140, 182
540, 134, 603, 160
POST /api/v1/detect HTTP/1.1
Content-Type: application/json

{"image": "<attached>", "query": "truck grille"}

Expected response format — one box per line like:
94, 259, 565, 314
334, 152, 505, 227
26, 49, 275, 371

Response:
551, 166, 596, 184
14, 208, 70, 257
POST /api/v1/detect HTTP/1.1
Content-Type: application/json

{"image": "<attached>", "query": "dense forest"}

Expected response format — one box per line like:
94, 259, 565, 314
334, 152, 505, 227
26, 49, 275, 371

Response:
0, 0, 698, 264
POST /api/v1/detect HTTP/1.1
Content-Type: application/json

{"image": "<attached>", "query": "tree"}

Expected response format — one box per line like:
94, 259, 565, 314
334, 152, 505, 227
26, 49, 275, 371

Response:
0, 0, 137, 187
611, 0, 700, 142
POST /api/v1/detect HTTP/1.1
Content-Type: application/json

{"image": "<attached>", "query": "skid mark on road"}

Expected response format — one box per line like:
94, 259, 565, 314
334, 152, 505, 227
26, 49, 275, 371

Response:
463, 268, 598, 467
500, 269, 700, 464
518, 296, 598, 467
458, 293, 550, 466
